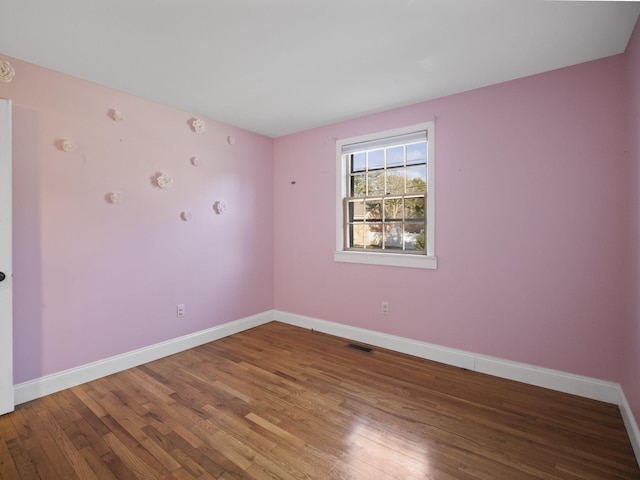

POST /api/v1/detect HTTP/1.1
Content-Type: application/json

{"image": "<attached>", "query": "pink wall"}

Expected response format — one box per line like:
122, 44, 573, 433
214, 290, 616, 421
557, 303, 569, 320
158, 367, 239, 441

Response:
624, 20, 640, 423
274, 55, 628, 382
0, 56, 274, 384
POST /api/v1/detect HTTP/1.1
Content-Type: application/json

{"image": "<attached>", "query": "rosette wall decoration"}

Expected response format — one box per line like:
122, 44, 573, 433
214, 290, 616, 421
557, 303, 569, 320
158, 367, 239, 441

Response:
191, 118, 205, 134
0, 60, 15, 83
213, 201, 227, 215
156, 172, 173, 189
110, 109, 124, 122
59, 139, 77, 152
108, 192, 123, 204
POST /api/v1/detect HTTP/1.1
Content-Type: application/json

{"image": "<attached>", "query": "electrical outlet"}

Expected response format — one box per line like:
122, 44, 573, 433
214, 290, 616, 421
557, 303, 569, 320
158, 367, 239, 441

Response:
381, 301, 389, 315
177, 304, 185, 318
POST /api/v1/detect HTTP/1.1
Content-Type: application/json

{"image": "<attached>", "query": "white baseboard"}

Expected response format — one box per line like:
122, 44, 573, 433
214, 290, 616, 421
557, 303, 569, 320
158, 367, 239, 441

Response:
274, 310, 621, 402
274, 309, 640, 465
14, 311, 274, 405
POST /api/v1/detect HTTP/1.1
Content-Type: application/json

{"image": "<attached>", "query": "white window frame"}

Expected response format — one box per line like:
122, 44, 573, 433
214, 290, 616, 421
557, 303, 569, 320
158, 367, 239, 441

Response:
334, 121, 436, 269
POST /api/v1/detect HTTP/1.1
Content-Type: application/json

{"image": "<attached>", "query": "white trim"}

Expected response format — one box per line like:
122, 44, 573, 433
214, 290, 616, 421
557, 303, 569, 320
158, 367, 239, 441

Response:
335, 121, 436, 269
334, 251, 437, 269
14, 311, 274, 405
0, 99, 13, 416
274, 310, 622, 404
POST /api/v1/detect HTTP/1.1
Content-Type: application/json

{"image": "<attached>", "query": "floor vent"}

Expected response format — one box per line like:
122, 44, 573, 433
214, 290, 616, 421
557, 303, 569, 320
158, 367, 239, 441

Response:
346, 343, 373, 354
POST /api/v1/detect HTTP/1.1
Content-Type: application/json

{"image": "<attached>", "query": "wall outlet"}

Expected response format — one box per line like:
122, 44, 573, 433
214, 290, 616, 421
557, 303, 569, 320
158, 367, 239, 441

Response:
177, 304, 185, 318
381, 301, 389, 315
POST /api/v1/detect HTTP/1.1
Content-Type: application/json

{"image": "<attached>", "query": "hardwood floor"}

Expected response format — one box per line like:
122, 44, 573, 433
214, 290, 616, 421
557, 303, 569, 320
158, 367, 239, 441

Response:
0, 321, 638, 479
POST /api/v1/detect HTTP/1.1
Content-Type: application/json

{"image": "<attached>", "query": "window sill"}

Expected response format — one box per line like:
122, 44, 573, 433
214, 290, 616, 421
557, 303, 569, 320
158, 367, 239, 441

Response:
334, 251, 437, 269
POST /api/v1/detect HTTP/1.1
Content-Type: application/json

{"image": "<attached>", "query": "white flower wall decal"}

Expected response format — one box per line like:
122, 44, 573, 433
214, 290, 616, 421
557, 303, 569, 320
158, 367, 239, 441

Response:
213, 201, 227, 214
0, 60, 15, 83
191, 118, 205, 134
110, 110, 124, 121
156, 172, 173, 189
60, 139, 77, 152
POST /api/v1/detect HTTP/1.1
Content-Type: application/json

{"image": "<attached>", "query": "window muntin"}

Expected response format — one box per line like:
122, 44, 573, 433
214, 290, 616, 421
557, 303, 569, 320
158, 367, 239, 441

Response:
335, 122, 436, 269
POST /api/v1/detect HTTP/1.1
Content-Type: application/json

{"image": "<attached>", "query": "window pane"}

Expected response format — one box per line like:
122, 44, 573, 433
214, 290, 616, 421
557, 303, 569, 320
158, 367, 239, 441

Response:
383, 198, 403, 222
368, 171, 384, 195
384, 223, 403, 249
404, 223, 425, 251
348, 200, 364, 222
365, 224, 382, 249
340, 122, 433, 259
365, 199, 382, 220
350, 174, 366, 196
406, 166, 427, 193
350, 224, 364, 248
351, 152, 366, 173
367, 149, 384, 170
386, 169, 405, 194
386, 145, 404, 168
404, 197, 425, 220
407, 142, 427, 165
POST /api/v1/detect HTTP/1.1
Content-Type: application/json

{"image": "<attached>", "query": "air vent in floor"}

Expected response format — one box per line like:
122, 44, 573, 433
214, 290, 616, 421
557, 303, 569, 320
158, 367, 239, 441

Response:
346, 343, 373, 354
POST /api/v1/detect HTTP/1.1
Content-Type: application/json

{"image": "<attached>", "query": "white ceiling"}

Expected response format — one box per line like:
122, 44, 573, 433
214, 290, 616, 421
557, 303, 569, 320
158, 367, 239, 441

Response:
1, 1, 639, 137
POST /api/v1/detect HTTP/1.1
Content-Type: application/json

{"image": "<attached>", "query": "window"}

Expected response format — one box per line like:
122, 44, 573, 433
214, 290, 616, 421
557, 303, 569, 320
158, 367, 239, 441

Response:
335, 122, 436, 269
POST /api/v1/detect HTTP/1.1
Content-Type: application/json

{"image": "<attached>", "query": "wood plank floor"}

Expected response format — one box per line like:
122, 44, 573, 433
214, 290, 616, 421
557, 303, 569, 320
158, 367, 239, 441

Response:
0, 321, 638, 479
